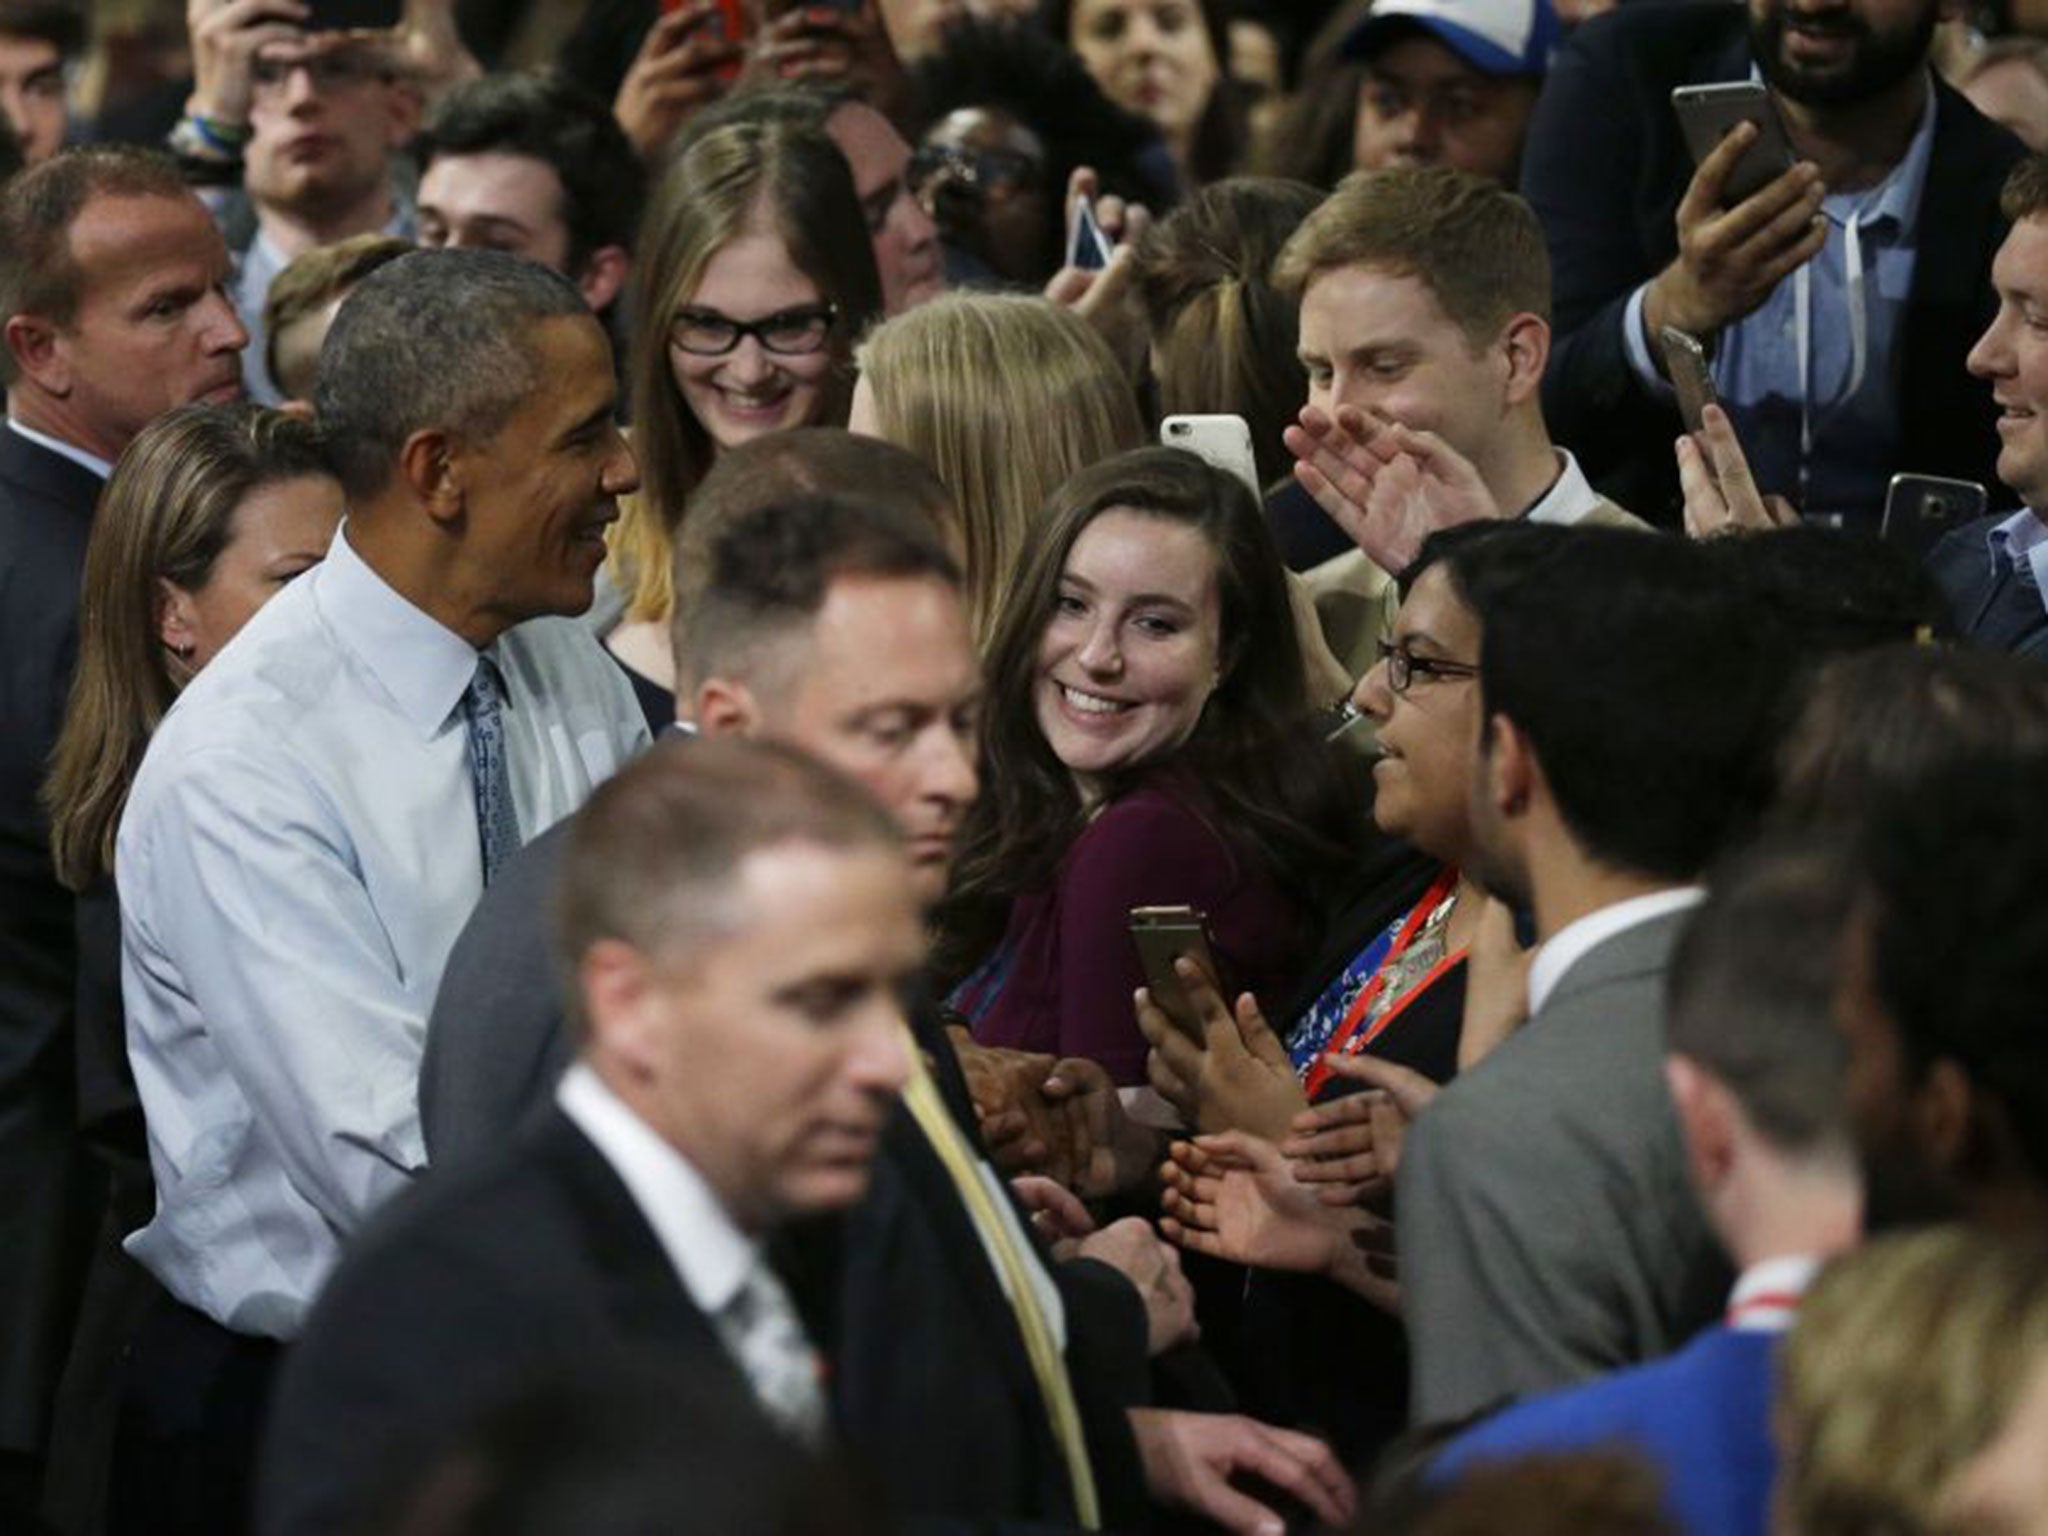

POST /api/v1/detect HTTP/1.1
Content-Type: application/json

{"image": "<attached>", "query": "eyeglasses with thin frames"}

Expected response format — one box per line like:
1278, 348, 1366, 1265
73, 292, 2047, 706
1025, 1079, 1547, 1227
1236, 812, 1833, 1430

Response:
667, 303, 840, 358
250, 50, 392, 96
1376, 638, 1480, 696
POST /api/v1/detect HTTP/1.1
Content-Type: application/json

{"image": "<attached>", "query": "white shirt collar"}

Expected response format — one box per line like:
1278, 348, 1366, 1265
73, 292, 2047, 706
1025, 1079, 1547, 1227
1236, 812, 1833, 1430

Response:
1525, 448, 1602, 526
316, 522, 488, 736
6, 417, 113, 480
1725, 1253, 1823, 1333
1526, 886, 1706, 1015
556, 1061, 758, 1318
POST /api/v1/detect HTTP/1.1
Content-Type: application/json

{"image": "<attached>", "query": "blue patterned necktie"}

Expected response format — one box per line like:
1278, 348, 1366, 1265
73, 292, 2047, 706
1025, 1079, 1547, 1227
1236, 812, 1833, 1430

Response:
461, 657, 519, 884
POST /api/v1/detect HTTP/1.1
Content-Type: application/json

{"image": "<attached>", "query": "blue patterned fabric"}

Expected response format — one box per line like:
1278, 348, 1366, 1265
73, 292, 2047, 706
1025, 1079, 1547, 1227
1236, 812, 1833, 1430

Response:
461, 657, 520, 885
1286, 912, 1404, 1075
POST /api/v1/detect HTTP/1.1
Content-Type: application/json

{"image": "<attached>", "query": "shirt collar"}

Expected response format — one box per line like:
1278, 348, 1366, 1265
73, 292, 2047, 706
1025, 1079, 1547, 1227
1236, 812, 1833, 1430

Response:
556, 1061, 759, 1317
1860, 76, 1938, 236
1525, 448, 1601, 526
5, 417, 112, 480
1526, 886, 1706, 1015
1990, 508, 2048, 594
316, 521, 486, 735
1725, 1254, 1823, 1333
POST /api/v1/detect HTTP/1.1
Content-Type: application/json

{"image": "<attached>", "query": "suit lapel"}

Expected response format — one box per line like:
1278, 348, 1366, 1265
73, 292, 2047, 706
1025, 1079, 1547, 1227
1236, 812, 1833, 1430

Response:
1540, 907, 1694, 1016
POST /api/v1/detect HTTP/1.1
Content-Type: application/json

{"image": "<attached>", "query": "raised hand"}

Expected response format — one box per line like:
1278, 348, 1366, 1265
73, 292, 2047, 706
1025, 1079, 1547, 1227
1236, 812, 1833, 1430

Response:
613, 1, 742, 160
186, 0, 310, 126
1135, 957, 1304, 1140
1283, 403, 1502, 574
1677, 401, 1801, 538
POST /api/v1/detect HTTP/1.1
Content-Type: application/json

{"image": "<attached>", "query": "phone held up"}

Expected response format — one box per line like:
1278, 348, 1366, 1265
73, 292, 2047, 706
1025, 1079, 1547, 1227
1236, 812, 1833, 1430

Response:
1658, 326, 1719, 437
1672, 82, 1797, 204
1129, 906, 1218, 1045
1070, 195, 1114, 272
305, 0, 403, 29
1160, 414, 1261, 498
1881, 473, 1987, 561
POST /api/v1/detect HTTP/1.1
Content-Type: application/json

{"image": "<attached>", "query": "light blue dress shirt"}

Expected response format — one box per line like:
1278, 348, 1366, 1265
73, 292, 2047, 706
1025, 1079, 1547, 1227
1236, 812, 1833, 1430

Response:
117, 525, 648, 1337
1625, 78, 1937, 523
1989, 507, 2048, 621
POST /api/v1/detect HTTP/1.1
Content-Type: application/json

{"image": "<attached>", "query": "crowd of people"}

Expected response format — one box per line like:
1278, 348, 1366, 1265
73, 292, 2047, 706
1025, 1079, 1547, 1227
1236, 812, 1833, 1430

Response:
2, 0, 2048, 1533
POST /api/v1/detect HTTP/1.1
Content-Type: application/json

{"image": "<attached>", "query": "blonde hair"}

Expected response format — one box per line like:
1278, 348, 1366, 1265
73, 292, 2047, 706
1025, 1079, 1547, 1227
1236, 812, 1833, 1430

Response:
615, 119, 882, 624
853, 292, 1143, 648
45, 403, 333, 889
1778, 1229, 2048, 1536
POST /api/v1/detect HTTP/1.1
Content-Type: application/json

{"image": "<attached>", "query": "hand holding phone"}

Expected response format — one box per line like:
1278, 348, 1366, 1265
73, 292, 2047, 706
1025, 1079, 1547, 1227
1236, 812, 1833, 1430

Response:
1658, 326, 1718, 435
1070, 195, 1114, 271
1161, 415, 1260, 496
1672, 83, 1796, 204
1130, 907, 1219, 1045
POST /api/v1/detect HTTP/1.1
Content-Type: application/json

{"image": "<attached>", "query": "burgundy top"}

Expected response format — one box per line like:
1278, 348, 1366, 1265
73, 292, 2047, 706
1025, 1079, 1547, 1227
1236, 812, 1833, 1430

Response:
965, 775, 1309, 1085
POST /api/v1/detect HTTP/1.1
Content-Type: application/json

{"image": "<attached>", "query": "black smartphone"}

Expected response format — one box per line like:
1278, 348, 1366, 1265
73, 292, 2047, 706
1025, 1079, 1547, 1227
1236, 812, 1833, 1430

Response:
1881, 473, 1987, 561
306, 0, 403, 30
1129, 905, 1216, 1044
1672, 82, 1797, 204
1659, 325, 1719, 435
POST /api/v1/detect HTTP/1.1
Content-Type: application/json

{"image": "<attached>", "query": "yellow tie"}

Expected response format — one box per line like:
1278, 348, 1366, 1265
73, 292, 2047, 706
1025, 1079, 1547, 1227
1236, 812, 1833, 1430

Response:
898, 1034, 1102, 1529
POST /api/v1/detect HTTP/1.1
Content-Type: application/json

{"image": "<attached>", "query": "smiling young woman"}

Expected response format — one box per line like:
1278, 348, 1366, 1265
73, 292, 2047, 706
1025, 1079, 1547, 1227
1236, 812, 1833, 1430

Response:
932, 446, 1370, 1083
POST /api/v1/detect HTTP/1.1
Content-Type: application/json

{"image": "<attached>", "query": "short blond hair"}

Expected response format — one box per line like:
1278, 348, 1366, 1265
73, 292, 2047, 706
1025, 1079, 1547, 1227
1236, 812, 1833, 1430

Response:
1274, 164, 1550, 346
1778, 1228, 2048, 1536
854, 292, 1143, 649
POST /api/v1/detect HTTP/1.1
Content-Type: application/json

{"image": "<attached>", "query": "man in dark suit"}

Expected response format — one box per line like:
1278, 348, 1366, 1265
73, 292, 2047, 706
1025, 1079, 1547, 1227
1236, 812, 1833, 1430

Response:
1929, 154, 2048, 659
1521, 0, 2023, 524
0, 144, 246, 1523
1400, 528, 1787, 1422
260, 738, 927, 1535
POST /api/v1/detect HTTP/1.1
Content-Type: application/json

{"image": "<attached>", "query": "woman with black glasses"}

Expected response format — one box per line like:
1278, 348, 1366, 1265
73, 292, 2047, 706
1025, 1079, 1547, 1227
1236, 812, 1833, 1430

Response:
604, 118, 884, 727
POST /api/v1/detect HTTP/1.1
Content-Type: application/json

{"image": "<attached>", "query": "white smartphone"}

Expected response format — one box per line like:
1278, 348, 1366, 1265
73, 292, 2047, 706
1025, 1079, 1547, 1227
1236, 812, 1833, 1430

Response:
1070, 195, 1113, 271
1161, 414, 1261, 497
1672, 82, 1797, 204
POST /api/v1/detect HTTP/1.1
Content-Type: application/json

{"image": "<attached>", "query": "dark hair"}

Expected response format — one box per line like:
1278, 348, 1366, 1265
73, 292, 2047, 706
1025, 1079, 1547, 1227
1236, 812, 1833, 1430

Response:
1478, 528, 1785, 882
356, 1359, 876, 1536
313, 247, 590, 500
262, 232, 414, 402
413, 71, 647, 271
1402, 1451, 1679, 1536
935, 444, 1370, 978
0, 115, 20, 188
1858, 751, 2048, 1189
0, 146, 192, 386
682, 492, 960, 695
0, 1, 85, 55
1704, 525, 1951, 658
670, 428, 957, 665
1132, 177, 1322, 489
1774, 645, 2048, 830
910, 16, 1170, 257
1252, 0, 1371, 190
1666, 833, 1857, 1156
1040, 0, 1247, 184
2001, 151, 2048, 222
555, 736, 902, 1015
1398, 518, 1566, 606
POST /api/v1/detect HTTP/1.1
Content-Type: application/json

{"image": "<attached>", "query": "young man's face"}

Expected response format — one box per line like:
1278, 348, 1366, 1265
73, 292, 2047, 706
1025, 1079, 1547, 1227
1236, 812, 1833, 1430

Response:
0, 31, 65, 165
1970, 215, 2048, 515
417, 150, 575, 275
244, 39, 412, 223
1351, 36, 1537, 186
1297, 261, 1514, 479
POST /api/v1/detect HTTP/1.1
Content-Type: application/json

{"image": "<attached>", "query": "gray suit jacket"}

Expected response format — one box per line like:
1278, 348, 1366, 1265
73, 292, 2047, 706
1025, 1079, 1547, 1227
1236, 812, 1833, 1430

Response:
1397, 907, 1728, 1424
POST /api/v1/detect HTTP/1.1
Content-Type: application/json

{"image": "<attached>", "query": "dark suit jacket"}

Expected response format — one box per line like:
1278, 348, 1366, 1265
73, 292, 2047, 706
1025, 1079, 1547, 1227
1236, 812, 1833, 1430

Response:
0, 426, 103, 1458
1398, 907, 1731, 1425
255, 1107, 766, 1536
1927, 510, 2048, 660
1521, 1, 2023, 523
421, 823, 1150, 1533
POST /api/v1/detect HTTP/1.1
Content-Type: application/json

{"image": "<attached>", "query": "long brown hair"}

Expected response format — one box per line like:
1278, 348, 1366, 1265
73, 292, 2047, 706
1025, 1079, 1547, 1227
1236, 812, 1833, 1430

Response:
45, 403, 332, 890
616, 120, 884, 623
932, 444, 1370, 981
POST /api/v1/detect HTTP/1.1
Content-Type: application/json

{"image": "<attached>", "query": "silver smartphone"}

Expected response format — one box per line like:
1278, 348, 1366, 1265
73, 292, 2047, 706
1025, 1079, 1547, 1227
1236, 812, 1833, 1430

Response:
1672, 82, 1797, 204
1881, 473, 1987, 560
1162, 414, 1261, 497
1129, 905, 1217, 1044
1659, 325, 1719, 435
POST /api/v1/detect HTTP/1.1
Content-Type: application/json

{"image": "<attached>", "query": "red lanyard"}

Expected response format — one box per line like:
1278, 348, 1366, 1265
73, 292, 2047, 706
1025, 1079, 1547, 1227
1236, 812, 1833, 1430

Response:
1303, 867, 1463, 1100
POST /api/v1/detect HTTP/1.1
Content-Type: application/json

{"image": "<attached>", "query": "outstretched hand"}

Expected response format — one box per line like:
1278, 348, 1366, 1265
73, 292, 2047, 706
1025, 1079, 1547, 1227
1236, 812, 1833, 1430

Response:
1284, 404, 1502, 574
1129, 1408, 1357, 1536
1280, 1054, 1438, 1203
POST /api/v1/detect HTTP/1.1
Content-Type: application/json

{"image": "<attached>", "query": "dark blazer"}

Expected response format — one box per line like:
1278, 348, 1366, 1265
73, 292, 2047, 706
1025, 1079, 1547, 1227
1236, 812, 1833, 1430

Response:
0, 426, 103, 1463
255, 1107, 764, 1536
1926, 510, 2048, 660
1521, 1, 2023, 523
420, 822, 1151, 1533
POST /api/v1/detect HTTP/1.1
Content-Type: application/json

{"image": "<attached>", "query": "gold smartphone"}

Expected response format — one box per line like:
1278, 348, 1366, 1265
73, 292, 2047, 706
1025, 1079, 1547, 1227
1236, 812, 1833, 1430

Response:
1659, 325, 1719, 436
1129, 905, 1217, 1043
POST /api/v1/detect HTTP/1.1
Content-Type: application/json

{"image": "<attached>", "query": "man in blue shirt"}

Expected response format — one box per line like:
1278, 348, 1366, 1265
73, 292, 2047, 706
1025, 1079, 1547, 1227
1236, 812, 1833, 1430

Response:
1432, 832, 1865, 1536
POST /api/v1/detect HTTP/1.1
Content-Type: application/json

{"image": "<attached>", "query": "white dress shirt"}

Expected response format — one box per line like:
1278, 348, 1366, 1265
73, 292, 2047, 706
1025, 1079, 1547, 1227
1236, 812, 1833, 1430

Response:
1525, 449, 1605, 527
5, 418, 112, 479
1527, 887, 1707, 1016
118, 525, 648, 1337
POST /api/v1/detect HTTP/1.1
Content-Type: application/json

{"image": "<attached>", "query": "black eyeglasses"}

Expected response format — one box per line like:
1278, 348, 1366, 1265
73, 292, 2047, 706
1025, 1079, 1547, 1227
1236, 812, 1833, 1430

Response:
667, 303, 839, 358
1376, 639, 1479, 695
907, 144, 1044, 198
250, 50, 392, 95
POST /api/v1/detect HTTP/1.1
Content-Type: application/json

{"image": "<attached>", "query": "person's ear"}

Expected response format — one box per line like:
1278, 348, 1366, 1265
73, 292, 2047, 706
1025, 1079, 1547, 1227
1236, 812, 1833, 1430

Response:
384, 77, 423, 148
398, 427, 462, 524
1481, 711, 1537, 819
1913, 1057, 1976, 1178
155, 578, 201, 664
579, 938, 662, 1078
693, 677, 763, 738
1500, 312, 1551, 407
1665, 1055, 1736, 1200
5, 313, 67, 396
575, 247, 630, 315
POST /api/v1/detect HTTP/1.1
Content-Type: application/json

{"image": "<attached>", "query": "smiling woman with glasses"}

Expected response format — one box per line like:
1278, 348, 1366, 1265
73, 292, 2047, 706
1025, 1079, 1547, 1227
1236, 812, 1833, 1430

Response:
603, 119, 882, 729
